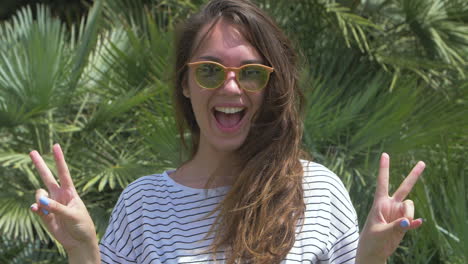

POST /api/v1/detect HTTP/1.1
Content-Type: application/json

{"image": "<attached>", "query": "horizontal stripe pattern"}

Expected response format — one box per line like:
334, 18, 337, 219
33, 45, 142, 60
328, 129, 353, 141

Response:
100, 160, 359, 263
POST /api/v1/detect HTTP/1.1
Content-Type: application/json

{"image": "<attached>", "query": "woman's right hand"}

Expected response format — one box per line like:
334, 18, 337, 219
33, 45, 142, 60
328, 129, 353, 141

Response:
29, 144, 99, 262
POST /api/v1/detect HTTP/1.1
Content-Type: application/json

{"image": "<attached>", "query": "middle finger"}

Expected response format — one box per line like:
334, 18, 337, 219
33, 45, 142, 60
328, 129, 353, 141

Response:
30, 150, 59, 191
53, 144, 75, 190
393, 161, 425, 202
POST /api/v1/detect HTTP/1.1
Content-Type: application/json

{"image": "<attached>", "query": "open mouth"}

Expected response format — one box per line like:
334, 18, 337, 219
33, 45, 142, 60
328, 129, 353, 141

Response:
213, 106, 246, 129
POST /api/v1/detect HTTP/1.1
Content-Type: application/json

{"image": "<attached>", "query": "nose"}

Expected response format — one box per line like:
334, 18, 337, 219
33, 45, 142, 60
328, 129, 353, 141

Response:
219, 71, 242, 95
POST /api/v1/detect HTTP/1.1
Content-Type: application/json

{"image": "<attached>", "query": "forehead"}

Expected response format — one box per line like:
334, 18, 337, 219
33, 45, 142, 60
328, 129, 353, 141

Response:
191, 19, 262, 63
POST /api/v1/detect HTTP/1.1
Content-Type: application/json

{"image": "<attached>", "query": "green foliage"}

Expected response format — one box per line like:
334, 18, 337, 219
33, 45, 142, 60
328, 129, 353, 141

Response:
0, 0, 466, 263
0, 238, 67, 264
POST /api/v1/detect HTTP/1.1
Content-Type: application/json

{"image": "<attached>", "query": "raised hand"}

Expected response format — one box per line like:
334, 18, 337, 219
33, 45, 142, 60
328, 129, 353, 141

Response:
356, 153, 425, 263
29, 144, 99, 263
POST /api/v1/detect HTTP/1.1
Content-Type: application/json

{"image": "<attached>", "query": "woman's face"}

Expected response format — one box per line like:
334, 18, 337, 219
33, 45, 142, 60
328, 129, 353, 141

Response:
184, 20, 265, 154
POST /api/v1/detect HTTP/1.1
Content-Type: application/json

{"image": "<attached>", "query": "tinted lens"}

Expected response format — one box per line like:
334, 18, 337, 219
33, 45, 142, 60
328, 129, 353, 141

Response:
195, 63, 225, 89
239, 65, 269, 91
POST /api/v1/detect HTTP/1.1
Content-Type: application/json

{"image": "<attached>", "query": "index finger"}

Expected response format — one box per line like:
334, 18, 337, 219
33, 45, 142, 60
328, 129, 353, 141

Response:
393, 161, 425, 202
53, 144, 75, 190
375, 152, 390, 198
30, 150, 59, 191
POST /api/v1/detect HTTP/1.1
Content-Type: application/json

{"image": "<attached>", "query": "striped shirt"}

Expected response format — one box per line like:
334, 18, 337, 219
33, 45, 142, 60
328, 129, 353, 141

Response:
99, 160, 359, 263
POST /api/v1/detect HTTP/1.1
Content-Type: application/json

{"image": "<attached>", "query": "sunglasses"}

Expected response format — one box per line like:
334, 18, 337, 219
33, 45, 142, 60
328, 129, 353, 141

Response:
187, 61, 274, 92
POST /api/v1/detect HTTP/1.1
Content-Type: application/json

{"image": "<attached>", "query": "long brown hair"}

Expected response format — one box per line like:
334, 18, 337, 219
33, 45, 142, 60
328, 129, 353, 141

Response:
173, 0, 306, 263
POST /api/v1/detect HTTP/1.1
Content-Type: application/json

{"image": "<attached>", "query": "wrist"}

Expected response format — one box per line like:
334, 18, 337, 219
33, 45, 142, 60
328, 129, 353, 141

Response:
356, 250, 386, 264
67, 241, 100, 264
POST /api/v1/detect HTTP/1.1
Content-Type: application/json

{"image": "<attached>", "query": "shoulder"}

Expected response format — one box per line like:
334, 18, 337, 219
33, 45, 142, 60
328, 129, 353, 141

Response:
110, 171, 193, 217
121, 173, 173, 197
298, 160, 359, 261
300, 159, 348, 192
300, 159, 357, 225
99, 175, 174, 262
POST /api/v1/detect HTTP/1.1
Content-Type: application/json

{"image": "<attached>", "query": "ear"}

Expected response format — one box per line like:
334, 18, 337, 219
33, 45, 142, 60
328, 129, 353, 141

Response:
182, 86, 190, 98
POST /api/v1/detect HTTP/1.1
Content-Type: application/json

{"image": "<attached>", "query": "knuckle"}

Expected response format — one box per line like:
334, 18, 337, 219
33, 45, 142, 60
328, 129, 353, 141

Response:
48, 201, 56, 211
35, 188, 48, 197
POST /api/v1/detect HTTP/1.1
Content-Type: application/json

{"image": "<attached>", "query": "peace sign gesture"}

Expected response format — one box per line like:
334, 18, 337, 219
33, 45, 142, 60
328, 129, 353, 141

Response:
29, 144, 100, 263
356, 153, 425, 263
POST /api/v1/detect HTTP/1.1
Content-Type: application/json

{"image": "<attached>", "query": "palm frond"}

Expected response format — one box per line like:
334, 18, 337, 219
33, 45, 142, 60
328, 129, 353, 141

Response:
0, 5, 69, 127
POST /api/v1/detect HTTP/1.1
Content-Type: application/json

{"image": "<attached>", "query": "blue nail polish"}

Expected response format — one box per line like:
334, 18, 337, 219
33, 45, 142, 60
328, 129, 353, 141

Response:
400, 219, 409, 228
39, 196, 50, 206
41, 209, 49, 215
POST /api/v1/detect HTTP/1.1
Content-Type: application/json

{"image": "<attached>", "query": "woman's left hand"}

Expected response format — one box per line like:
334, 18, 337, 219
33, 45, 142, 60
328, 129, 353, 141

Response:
356, 153, 425, 263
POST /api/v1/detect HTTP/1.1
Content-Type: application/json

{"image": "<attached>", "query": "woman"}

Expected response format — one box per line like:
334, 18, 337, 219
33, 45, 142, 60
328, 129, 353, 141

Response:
29, 0, 425, 263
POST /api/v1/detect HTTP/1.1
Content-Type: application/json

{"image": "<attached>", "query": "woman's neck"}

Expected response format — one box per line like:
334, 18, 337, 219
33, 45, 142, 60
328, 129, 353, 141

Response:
171, 145, 240, 189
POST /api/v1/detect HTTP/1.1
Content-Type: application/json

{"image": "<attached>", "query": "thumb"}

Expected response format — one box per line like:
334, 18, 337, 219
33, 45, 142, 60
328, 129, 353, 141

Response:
391, 217, 412, 234
38, 196, 74, 218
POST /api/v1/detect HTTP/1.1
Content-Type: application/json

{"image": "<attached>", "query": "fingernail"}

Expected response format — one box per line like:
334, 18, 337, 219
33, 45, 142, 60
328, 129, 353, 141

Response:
39, 196, 50, 206
41, 209, 49, 215
418, 218, 425, 223
30, 204, 37, 210
400, 219, 410, 228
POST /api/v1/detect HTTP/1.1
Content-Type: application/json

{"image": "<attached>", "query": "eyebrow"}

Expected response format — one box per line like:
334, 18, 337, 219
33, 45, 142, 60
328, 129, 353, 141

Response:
197, 56, 264, 65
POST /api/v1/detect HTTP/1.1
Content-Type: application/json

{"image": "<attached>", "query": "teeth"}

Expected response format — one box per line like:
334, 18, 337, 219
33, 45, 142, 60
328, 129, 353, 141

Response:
214, 107, 245, 114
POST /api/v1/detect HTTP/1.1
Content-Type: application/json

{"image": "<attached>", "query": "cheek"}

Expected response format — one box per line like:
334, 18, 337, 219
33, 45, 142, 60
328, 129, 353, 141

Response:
187, 82, 211, 118
251, 91, 265, 111
250, 91, 266, 125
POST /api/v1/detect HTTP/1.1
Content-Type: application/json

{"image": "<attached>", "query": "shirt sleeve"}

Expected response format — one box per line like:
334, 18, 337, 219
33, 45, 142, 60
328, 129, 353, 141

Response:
326, 226, 359, 263
324, 173, 359, 264
302, 160, 359, 264
99, 191, 138, 263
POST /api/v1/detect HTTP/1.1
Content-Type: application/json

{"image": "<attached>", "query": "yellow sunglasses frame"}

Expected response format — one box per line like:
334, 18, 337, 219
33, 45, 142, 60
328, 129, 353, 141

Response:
187, 61, 274, 92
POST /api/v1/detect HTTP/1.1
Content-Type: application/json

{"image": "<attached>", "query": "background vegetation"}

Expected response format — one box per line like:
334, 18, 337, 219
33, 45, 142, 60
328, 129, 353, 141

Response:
0, 0, 466, 263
